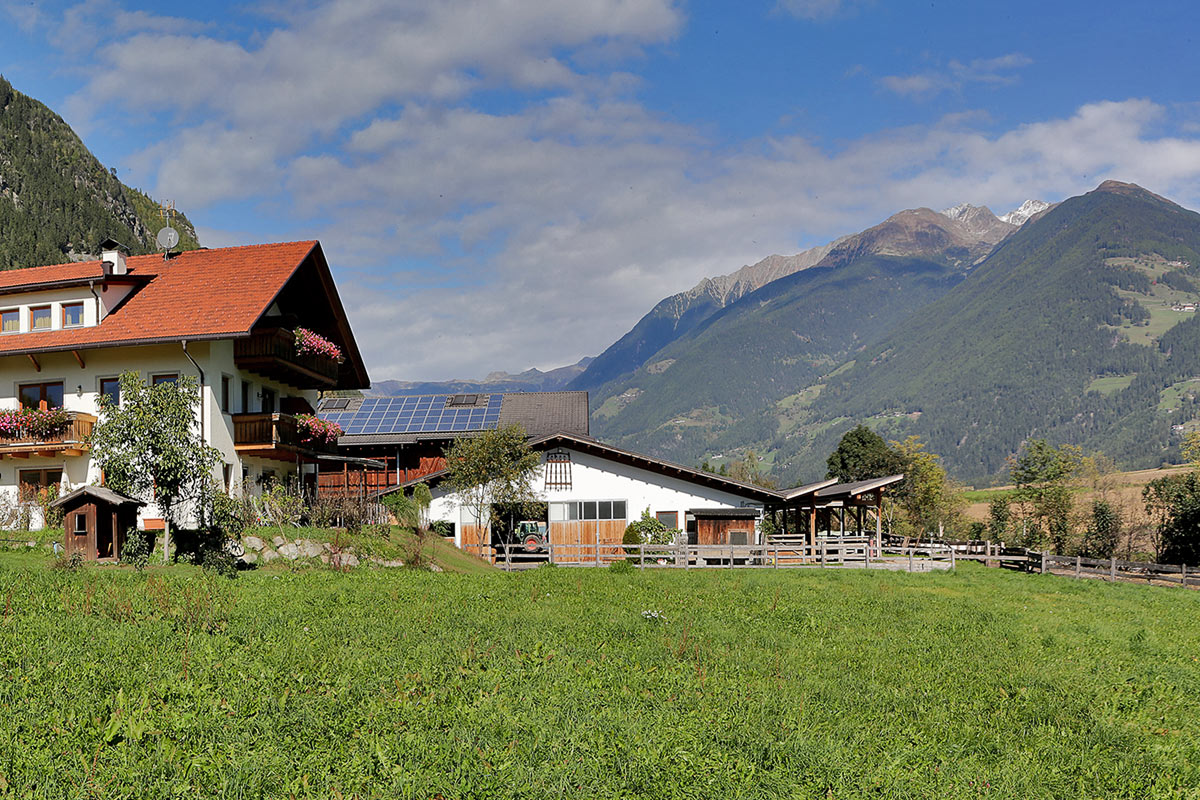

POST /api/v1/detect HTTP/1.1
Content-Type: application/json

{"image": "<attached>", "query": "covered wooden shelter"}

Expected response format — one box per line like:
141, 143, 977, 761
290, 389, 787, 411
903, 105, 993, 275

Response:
767, 474, 905, 546
51, 485, 144, 561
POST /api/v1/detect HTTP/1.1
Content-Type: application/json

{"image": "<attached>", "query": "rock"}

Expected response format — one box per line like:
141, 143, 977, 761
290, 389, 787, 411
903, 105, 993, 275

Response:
371, 558, 404, 568
261, 549, 279, 563
322, 542, 333, 552
244, 536, 265, 552
239, 552, 258, 565
331, 552, 359, 569
272, 536, 285, 548
298, 539, 324, 559
319, 553, 330, 565
428, 563, 444, 573
278, 542, 300, 560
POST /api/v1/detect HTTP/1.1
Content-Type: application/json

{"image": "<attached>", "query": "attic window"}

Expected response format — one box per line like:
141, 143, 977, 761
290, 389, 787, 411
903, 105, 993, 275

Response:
321, 398, 350, 411
544, 448, 572, 490
447, 394, 480, 407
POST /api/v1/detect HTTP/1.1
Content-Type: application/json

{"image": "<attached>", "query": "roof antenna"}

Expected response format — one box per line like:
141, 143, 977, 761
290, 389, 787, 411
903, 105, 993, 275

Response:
155, 200, 180, 260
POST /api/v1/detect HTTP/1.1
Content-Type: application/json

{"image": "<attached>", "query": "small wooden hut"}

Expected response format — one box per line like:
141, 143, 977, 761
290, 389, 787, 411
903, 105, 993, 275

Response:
51, 486, 144, 561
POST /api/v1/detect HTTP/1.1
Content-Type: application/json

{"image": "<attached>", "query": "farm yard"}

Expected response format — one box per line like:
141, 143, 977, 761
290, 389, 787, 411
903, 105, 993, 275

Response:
0, 555, 1198, 798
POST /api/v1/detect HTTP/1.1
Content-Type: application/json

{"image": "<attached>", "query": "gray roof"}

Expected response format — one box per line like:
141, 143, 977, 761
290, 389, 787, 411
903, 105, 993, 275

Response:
50, 485, 145, 508
688, 507, 761, 519
335, 390, 589, 446
814, 474, 906, 499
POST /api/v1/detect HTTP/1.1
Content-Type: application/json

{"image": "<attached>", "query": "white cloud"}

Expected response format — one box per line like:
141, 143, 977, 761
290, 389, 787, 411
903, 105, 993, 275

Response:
33, 3, 1200, 384
880, 52, 1033, 98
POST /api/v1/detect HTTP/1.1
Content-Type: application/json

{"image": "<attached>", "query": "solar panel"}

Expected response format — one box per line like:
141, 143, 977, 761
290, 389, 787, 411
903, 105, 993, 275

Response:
321, 393, 503, 436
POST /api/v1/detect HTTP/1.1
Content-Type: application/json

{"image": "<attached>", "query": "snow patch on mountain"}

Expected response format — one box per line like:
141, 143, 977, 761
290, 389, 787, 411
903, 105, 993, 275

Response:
999, 199, 1051, 225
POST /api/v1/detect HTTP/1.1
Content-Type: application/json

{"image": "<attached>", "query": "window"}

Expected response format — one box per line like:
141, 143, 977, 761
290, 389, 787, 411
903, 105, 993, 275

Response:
656, 511, 679, 529
19, 468, 62, 499
221, 375, 232, 413
99, 377, 121, 405
1, 309, 17, 333
241, 380, 251, 414
74, 513, 88, 535
729, 530, 749, 546
20, 382, 63, 410
151, 373, 178, 385
30, 306, 51, 330
548, 500, 627, 522
544, 448, 572, 489
61, 303, 84, 328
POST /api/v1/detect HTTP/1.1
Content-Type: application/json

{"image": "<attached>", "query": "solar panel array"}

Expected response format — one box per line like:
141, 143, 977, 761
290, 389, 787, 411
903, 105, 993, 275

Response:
321, 394, 502, 436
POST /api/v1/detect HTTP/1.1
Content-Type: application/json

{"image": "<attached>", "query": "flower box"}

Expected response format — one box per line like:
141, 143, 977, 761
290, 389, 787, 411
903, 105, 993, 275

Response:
294, 328, 343, 362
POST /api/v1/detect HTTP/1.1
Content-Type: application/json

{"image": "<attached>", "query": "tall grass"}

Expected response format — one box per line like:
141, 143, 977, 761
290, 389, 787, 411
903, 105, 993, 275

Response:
0, 558, 1196, 797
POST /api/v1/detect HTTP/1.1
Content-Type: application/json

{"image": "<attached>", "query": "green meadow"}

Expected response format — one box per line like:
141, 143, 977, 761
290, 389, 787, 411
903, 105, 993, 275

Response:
0, 555, 1197, 799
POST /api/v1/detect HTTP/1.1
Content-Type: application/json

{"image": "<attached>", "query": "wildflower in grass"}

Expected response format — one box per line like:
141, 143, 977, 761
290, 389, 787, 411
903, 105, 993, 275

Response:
641, 609, 664, 622
294, 327, 343, 361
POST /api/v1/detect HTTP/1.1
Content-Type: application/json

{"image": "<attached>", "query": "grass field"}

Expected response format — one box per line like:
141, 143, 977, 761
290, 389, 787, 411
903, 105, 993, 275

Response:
1, 556, 1198, 798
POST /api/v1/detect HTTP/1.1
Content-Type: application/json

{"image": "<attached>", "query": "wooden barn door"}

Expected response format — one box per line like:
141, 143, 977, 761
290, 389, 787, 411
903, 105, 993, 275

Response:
461, 525, 490, 562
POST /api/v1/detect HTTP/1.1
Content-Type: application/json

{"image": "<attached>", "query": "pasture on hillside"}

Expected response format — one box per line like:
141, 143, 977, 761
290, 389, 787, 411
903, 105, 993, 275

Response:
0, 555, 1197, 798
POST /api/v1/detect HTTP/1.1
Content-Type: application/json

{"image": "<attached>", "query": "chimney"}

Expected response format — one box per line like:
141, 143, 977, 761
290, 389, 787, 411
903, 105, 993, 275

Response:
100, 238, 129, 276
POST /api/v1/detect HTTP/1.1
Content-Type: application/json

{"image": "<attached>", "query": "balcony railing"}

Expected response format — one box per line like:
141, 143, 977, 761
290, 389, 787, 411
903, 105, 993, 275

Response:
233, 413, 338, 460
0, 411, 95, 455
234, 328, 341, 388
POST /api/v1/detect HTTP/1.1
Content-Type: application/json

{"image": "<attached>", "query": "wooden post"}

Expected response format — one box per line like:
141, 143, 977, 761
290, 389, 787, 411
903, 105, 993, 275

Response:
820, 540, 826, 567
1040, 550, 1046, 574
548, 540, 554, 565
1075, 555, 1081, 579
773, 544, 778, 569
1110, 556, 1117, 581
950, 549, 955, 570
1181, 563, 1187, 587
908, 549, 914, 573
595, 540, 600, 567
729, 543, 734, 569
639, 544, 644, 571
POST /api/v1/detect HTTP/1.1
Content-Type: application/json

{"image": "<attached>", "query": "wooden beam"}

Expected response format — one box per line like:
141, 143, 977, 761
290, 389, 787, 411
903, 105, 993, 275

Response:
27, 354, 39, 372
9, 451, 28, 459
72, 350, 85, 369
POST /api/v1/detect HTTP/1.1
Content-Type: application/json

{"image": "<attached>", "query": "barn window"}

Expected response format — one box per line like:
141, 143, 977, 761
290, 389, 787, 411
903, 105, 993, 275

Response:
544, 448, 572, 489
73, 513, 87, 535
656, 511, 678, 529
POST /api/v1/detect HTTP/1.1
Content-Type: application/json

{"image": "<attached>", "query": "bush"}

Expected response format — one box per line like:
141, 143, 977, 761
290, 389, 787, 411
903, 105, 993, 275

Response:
608, 559, 634, 574
121, 531, 153, 571
200, 548, 238, 579
50, 552, 84, 572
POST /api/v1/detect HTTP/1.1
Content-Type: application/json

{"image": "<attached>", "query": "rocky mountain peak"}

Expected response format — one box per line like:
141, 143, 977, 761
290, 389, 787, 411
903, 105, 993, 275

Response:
998, 199, 1051, 225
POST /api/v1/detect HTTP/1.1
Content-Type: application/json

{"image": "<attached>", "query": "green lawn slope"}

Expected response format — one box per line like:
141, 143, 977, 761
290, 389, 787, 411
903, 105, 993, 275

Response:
0, 558, 1196, 797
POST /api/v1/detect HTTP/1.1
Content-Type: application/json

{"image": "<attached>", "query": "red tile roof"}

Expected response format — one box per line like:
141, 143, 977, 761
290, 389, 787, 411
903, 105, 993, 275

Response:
0, 241, 318, 353
0, 241, 370, 388
0, 260, 105, 290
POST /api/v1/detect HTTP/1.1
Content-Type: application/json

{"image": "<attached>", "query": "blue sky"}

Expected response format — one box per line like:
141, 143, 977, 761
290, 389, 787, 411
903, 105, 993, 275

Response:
2, 0, 1200, 382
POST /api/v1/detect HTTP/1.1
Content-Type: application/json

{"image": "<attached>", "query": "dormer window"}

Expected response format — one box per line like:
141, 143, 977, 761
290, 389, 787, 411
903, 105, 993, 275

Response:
0, 309, 16, 333
62, 303, 84, 328
30, 306, 51, 331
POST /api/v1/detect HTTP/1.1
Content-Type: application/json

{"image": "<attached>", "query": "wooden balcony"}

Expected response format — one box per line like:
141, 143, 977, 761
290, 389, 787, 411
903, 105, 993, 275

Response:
233, 413, 338, 462
234, 328, 341, 389
0, 411, 95, 458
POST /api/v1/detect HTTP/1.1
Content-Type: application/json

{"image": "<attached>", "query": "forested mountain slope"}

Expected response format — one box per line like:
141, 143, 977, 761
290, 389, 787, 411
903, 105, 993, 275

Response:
0, 76, 199, 269
780, 181, 1200, 483
588, 252, 967, 464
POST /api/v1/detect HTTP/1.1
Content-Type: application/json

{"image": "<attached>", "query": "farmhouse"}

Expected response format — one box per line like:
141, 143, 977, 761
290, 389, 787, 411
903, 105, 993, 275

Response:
0, 239, 368, 535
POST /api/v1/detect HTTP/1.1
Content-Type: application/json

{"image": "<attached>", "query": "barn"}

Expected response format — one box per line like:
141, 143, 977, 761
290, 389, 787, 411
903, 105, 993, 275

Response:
385, 432, 777, 563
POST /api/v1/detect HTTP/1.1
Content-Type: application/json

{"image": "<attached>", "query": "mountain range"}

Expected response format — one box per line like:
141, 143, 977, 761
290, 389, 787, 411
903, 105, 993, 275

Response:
566, 183, 1200, 485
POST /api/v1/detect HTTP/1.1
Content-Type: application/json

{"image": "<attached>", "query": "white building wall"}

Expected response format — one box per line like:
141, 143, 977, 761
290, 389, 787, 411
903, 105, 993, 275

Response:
0, 339, 321, 528
426, 445, 763, 549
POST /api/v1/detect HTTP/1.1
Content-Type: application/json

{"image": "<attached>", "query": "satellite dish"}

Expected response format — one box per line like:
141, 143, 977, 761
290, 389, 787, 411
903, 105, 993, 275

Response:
156, 226, 180, 250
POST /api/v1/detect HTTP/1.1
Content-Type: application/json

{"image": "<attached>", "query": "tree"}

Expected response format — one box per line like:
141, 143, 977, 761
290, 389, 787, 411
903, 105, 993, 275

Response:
727, 450, 777, 489
890, 436, 962, 538
444, 425, 541, 540
986, 496, 1012, 541
89, 371, 220, 562
1009, 440, 1081, 553
383, 482, 433, 566
1143, 472, 1200, 563
1080, 500, 1121, 558
827, 425, 906, 483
